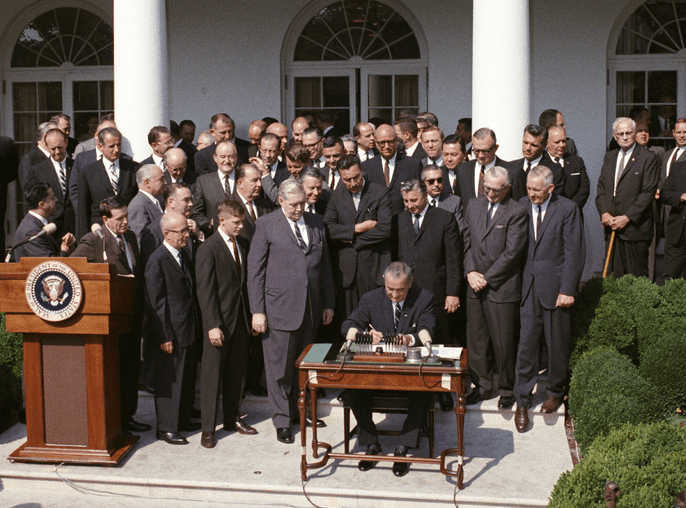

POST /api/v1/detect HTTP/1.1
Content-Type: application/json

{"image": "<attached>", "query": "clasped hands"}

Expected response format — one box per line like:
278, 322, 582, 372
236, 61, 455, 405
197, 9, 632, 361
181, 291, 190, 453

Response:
601, 213, 630, 231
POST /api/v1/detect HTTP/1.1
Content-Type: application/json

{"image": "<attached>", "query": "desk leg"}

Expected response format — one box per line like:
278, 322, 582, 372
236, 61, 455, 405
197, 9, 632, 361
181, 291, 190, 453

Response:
455, 382, 466, 489
299, 379, 308, 482
309, 384, 319, 458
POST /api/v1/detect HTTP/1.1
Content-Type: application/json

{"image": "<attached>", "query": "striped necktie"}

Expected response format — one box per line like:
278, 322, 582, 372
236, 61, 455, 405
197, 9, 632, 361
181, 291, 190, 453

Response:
107, 161, 119, 194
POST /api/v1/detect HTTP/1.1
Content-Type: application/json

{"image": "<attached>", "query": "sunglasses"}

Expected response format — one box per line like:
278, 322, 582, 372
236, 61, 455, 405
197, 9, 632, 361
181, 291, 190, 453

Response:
424, 178, 444, 185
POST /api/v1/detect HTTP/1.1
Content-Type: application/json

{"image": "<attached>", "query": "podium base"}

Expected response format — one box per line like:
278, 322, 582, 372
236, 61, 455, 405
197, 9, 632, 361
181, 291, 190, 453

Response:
8, 435, 139, 467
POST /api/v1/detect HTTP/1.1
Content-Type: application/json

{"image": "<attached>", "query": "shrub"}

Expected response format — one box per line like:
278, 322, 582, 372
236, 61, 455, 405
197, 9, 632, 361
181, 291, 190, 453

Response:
548, 422, 686, 508
639, 333, 686, 417
568, 347, 662, 453
0, 313, 23, 433
639, 278, 686, 359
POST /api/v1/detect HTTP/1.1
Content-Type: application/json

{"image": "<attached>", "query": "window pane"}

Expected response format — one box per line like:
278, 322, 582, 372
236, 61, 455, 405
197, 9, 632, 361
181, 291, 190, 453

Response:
74, 112, 100, 141
395, 75, 418, 107
13, 83, 36, 111
295, 77, 321, 109
368, 108, 393, 125
38, 82, 62, 111
73, 81, 98, 110
647, 71, 677, 103
617, 71, 645, 104
14, 113, 38, 144
100, 81, 114, 110
368, 75, 392, 107
323, 77, 349, 108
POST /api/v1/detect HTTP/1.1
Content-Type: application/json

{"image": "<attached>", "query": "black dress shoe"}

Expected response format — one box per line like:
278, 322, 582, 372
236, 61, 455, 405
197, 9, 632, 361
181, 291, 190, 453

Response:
179, 421, 201, 432
249, 386, 268, 397
498, 396, 515, 410
293, 415, 327, 428
125, 419, 152, 432
156, 431, 189, 445
276, 427, 294, 444
226, 418, 258, 435
200, 431, 215, 449
337, 389, 348, 402
439, 393, 454, 412
465, 391, 483, 406
358, 443, 382, 471
190, 407, 201, 419
317, 388, 326, 399
392, 446, 409, 477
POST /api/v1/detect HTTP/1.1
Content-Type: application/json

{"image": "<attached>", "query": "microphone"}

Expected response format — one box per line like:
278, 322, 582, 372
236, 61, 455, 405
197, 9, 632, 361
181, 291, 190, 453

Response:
91, 223, 108, 262
5, 223, 57, 262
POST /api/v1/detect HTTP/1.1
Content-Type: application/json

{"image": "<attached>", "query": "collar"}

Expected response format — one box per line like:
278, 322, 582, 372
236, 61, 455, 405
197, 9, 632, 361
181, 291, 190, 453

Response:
217, 226, 236, 246
173, 139, 183, 148
429, 155, 443, 166
526, 154, 543, 167
283, 208, 305, 227
236, 190, 253, 207
533, 193, 553, 214
414, 202, 430, 219
38, 145, 51, 158
139, 189, 160, 205
405, 141, 419, 156
28, 210, 49, 226
95, 147, 103, 160
218, 169, 235, 181
152, 153, 164, 167
382, 153, 397, 165
478, 158, 496, 172
620, 143, 636, 157
163, 240, 182, 260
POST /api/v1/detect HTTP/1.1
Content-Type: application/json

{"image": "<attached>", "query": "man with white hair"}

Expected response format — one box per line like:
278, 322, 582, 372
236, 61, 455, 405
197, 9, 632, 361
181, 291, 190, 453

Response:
128, 164, 166, 246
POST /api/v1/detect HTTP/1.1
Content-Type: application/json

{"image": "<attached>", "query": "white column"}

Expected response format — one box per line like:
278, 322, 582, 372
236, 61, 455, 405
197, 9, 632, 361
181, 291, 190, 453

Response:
113, 0, 169, 160
472, 0, 530, 161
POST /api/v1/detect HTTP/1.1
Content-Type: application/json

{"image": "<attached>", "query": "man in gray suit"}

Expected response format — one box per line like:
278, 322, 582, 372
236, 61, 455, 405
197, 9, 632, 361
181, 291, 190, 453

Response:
248, 179, 335, 444
128, 164, 165, 246
514, 166, 585, 433
422, 165, 465, 233
463, 166, 528, 409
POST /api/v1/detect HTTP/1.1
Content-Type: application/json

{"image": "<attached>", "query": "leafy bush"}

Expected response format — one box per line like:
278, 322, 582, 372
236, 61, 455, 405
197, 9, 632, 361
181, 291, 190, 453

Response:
639, 333, 686, 416
549, 422, 686, 508
0, 313, 23, 433
568, 347, 663, 453
640, 278, 686, 359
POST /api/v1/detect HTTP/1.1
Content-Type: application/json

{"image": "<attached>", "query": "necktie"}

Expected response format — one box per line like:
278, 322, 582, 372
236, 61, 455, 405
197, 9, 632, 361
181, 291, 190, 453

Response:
56, 161, 66, 195
248, 202, 257, 221
293, 221, 307, 252
430, 198, 436, 207
525, 161, 531, 174
615, 151, 626, 192
536, 204, 542, 240
477, 166, 485, 196
230, 236, 241, 277
116, 236, 133, 272
224, 174, 231, 196
108, 161, 118, 194
393, 303, 401, 333
383, 159, 390, 187
329, 171, 336, 189
413, 213, 421, 236
178, 251, 192, 287
486, 203, 494, 225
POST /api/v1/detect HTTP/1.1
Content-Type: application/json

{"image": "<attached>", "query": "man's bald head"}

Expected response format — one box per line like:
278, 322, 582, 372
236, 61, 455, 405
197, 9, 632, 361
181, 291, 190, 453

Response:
267, 122, 289, 151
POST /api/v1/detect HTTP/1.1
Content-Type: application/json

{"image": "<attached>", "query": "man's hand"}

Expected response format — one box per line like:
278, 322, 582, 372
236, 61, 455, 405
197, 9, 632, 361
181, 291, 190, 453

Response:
208, 327, 224, 347
160, 341, 173, 354
611, 215, 630, 230
61, 233, 76, 254
556, 294, 575, 308
354, 220, 377, 234
249, 157, 269, 176
188, 218, 203, 240
467, 271, 487, 292
655, 189, 661, 200
445, 295, 460, 313
681, 192, 686, 203
322, 308, 334, 325
601, 213, 614, 227
370, 330, 384, 344
252, 313, 267, 334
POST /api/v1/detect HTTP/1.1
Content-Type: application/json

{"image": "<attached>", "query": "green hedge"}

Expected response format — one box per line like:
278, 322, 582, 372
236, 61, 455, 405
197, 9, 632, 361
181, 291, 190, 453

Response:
0, 313, 23, 433
549, 422, 686, 508
639, 333, 686, 416
568, 347, 663, 453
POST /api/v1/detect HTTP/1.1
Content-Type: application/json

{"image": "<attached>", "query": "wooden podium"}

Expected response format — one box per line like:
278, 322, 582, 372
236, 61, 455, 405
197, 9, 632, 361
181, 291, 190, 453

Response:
0, 257, 139, 466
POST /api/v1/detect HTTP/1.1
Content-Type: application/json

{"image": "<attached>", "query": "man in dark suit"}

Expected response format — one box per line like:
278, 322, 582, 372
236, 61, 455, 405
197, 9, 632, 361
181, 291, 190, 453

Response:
248, 179, 335, 444
302, 127, 326, 170
12, 183, 75, 260
324, 154, 392, 320
440, 135, 468, 197
420, 126, 444, 168
354, 122, 377, 162
163, 148, 197, 189
284, 143, 311, 181
190, 140, 238, 236
24, 129, 75, 237
362, 124, 422, 215
656, 119, 686, 243
195, 114, 247, 175
247, 120, 267, 159
538, 109, 578, 156
299, 167, 329, 215
596, 117, 660, 277
422, 165, 465, 232
49, 114, 78, 159
292, 116, 315, 145
77, 127, 138, 240
196, 200, 258, 448
319, 110, 342, 138
545, 126, 590, 209
127, 164, 165, 246
514, 166, 585, 433
139, 125, 174, 170
512, 124, 565, 192
233, 164, 275, 242
463, 166, 528, 409
249, 133, 289, 204
145, 211, 201, 445
455, 118, 472, 155
320, 136, 345, 192
659, 160, 686, 279
343, 261, 435, 477
0, 135, 19, 252
454, 128, 526, 206
71, 196, 149, 435
18, 121, 56, 189
177, 120, 197, 174
394, 118, 426, 161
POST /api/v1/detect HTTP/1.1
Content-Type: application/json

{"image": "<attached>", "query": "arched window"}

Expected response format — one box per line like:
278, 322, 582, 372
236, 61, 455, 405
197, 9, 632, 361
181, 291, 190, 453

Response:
616, 1, 686, 54
284, 0, 427, 133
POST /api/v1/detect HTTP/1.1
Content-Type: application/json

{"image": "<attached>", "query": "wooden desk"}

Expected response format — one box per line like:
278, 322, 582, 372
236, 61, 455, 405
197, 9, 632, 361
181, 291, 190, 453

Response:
296, 343, 469, 488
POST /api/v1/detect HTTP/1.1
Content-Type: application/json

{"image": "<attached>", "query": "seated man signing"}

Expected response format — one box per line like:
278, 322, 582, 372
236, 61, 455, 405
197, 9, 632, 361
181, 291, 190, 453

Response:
342, 261, 435, 477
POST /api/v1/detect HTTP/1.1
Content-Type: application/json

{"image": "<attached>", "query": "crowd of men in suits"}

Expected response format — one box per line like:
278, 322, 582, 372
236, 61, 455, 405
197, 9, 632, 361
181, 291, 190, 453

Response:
2, 104, 684, 475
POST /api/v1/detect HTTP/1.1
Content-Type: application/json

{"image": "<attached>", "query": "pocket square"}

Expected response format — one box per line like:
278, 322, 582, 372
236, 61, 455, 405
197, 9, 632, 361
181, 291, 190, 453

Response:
495, 224, 505, 229
633, 172, 639, 175
571, 172, 580, 176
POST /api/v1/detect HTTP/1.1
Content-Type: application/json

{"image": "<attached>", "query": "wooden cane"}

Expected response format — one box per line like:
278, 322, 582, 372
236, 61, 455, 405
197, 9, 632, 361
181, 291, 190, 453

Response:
602, 230, 616, 278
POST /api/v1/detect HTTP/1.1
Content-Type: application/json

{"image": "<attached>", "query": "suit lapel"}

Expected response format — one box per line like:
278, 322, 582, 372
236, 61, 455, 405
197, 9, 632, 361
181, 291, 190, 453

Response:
415, 206, 433, 242
485, 198, 506, 235
535, 196, 556, 246
353, 180, 371, 220
277, 210, 303, 251
617, 146, 640, 185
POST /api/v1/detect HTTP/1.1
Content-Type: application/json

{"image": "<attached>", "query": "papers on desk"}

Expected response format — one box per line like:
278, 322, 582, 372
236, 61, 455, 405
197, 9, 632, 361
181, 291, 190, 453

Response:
420, 345, 462, 360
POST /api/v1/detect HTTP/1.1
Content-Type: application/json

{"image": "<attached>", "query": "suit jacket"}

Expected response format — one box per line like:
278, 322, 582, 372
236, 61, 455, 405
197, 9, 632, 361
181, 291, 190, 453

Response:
396, 206, 462, 304
24, 158, 75, 235
259, 160, 290, 204
73, 137, 97, 158
659, 161, 686, 245
11, 213, 67, 261
362, 153, 422, 215
195, 141, 248, 175
69, 148, 98, 213
595, 144, 660, 241
0, 136, 19, 186
163, 169, 197, 190
138, 155, 155, 167
407, 142, 427, 162
190, 171, 232, 235
512, 156, 565, 195
323, 179, 392, 288
196, 231, 251, 338
145, 244, 197, 347
18, 147, 49, 188
542, 152, 591, 209
77, 157, 138, 240
71, 227, 139, 277
436, 194, 466, 234
247, 210, 335, 331
520, 194, 585, 309
139, 215, 201, 268
463, 195, 529, 303
341, 284, 435, 342
178, 139, 197, 174
656, 146, 686, 234
233, 191, 275, 242
128, 191, 164, 246
454, 157, 526, 206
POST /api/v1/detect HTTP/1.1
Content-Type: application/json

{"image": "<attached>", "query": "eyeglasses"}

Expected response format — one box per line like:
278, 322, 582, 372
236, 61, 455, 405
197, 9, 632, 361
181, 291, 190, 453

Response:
303, 140, 321, 149
614, 131, 635, 138
483, 185, 506, 194
376, 139, 396, 146
167, 227, 190, 235
424, 178, 444, 185
472, 146, 495, 155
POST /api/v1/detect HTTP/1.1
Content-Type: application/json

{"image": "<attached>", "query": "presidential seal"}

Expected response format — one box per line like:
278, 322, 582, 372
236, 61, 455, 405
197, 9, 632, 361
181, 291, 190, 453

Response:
25, 261, 83, 322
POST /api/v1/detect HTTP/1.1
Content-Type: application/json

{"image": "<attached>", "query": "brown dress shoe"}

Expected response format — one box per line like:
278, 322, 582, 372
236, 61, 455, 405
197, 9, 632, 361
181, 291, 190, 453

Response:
514, 405, 529, 433
201, 431, 215, 448
540, 395, 564, 413
226, 418, 258, 435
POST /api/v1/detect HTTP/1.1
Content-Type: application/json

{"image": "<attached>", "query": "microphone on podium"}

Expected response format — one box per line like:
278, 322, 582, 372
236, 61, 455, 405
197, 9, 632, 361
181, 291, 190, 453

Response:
5, 223, 58, 262
91, 223, 108, 262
